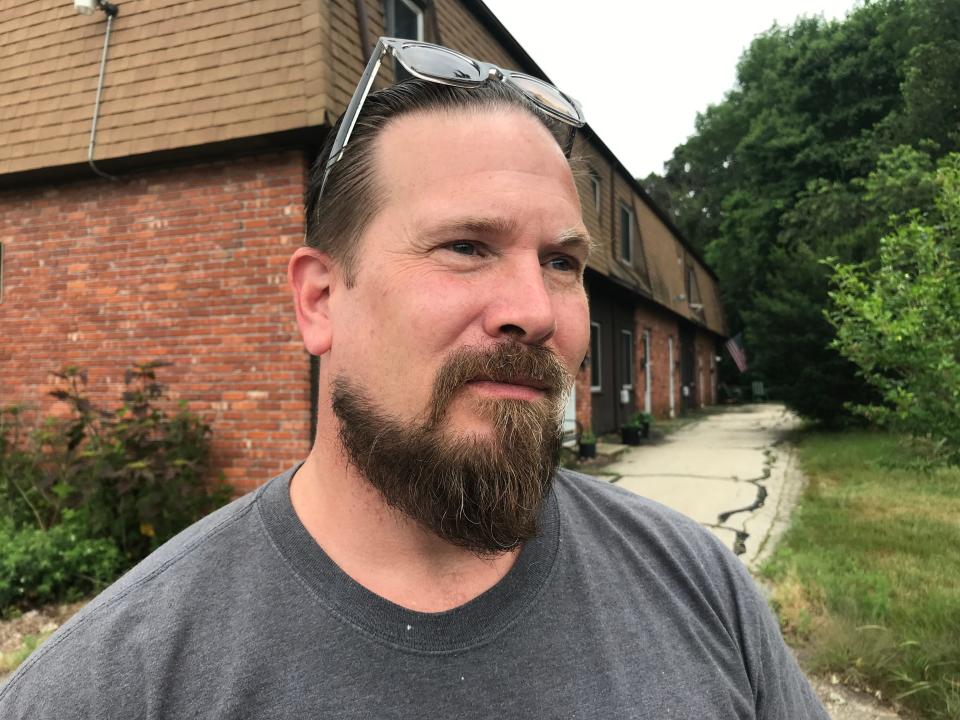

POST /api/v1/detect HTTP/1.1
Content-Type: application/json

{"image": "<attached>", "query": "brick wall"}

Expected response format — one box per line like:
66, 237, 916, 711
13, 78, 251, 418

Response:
633, 303, 681, 419
0, 150, 310, 494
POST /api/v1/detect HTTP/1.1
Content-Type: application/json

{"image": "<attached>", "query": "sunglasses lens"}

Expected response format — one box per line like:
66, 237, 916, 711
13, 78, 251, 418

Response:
509, 74, 581, 123
398, 44, 482, 83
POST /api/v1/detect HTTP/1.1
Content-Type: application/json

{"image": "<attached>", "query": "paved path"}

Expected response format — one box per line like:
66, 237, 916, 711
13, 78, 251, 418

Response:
603, 403, 805, 570
602, 404, 903, 720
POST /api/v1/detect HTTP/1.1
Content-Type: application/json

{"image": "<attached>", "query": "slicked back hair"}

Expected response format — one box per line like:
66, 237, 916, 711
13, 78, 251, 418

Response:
304, 79, 574, 286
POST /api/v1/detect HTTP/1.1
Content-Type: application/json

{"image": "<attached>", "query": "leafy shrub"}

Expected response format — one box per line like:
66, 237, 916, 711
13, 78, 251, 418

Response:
825, 154, 960, 463
623, 412, 653, 429
0, 361, 231, 612
63, 363, 232, 561
0, 513, 122, 614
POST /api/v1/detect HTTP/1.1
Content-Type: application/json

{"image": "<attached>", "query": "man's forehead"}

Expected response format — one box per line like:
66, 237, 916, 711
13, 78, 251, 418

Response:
373, 107, 574, 188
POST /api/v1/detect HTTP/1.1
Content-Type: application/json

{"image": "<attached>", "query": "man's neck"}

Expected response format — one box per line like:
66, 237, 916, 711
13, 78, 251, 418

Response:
289, 443, 520, 613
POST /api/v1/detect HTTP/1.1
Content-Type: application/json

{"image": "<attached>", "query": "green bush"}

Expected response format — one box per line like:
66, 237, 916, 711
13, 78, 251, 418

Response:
623, 412, 653, 429
0, 361, 231, 613
0, 514, 122, 614
825, 154, 960, 463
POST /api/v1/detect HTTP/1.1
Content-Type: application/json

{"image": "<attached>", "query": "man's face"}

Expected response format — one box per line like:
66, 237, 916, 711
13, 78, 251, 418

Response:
324, 107, 590, 552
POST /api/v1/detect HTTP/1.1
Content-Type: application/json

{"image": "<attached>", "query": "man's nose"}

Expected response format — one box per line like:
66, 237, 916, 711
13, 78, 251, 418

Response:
482, 258, 557, 344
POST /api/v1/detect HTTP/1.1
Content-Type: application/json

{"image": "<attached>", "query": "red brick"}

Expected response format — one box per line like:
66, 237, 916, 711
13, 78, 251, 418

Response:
0, 150, 310, 494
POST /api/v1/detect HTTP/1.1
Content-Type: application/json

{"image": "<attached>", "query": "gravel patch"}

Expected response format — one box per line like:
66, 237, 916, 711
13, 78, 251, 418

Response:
810, 674, 907, 720
0, 601, 87, 684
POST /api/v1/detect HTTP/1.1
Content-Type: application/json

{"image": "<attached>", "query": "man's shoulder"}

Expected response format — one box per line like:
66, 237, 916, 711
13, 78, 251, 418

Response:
83, 480, 265, 608
551, 467, 749, 587
0, 471, 282, 712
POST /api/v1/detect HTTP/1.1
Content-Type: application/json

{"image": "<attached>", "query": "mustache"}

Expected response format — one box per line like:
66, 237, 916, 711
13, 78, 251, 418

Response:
427, 342, 572, 427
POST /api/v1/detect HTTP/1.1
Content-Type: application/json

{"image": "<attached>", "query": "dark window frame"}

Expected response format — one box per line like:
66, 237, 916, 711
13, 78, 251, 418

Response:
620, 328, 634, 389
383, 0, 426, 81
619, 201, 634, 265
589, 168, 601, 213
590, 321, 602, 392
384, 0, 425, 39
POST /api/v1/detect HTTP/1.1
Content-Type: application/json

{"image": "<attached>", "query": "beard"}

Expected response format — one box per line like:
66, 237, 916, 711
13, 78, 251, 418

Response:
331, 341, 572, 556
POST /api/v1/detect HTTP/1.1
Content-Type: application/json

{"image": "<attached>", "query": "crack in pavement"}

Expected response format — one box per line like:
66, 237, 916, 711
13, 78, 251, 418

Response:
718, 483, 769, 524
705, 523, 751, 556
714, 449, 778, 556
592, 407, 802, 563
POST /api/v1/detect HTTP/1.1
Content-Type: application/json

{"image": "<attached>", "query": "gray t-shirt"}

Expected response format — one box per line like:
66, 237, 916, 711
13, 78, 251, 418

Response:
0, 464, 827, 719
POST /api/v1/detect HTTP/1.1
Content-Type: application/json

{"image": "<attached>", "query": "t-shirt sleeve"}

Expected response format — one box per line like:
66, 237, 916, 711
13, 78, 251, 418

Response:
0, 620, 148, 720
738, 564, 830, 719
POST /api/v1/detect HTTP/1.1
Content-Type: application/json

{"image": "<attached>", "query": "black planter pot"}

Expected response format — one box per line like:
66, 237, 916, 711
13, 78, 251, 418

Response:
578, 441, 597, 459
620, 426, 641, 446
640, 422, 650, 439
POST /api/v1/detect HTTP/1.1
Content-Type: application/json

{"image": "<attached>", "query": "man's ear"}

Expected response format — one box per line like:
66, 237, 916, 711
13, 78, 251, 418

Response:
288, 246, 337, 356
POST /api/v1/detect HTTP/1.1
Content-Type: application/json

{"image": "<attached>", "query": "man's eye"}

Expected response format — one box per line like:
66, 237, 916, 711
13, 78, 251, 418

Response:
446, 242, 480, 256
546, 256, 579, 272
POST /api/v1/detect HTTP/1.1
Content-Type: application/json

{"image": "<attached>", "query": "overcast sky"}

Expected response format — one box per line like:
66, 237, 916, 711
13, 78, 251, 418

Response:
482, 0, 862, 179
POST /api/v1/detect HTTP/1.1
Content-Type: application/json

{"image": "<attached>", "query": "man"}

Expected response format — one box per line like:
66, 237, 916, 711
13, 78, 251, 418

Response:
0, 39, 828, 718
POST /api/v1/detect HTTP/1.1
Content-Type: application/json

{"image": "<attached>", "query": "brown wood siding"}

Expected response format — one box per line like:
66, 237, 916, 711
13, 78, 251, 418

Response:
574, 140, 611, 277
3, 0, 725, 337
636, 200, 688, 314
693, 262, 726, 334
0, 0, 329, 175
630, 197, 724, 335
607, 172, 651, 294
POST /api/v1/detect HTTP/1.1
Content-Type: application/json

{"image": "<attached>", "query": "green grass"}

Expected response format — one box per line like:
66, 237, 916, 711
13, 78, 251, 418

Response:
762, 429, 960, 719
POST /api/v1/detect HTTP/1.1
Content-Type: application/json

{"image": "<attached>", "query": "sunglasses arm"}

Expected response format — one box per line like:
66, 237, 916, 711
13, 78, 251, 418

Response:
317, 40, 390, 200
323, 39, 390, 173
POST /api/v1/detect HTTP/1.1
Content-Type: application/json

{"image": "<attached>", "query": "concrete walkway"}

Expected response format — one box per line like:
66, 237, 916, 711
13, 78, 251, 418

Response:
602, 404, 904, 719
602, 403, 805, 571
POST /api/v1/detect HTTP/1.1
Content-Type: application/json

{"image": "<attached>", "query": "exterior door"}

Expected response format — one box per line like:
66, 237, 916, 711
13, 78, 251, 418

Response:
588, 281, 637, 434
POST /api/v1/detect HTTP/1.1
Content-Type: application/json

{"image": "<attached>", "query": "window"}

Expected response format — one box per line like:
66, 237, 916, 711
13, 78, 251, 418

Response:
590, 322, 602, 392
589, 168, 601, 213
620, 329, 634, 389
619, 202, 634, 264
384, 0, 424, 82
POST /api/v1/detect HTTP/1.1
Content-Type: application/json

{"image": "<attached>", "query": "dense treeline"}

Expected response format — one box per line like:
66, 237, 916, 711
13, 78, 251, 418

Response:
645, 0, 960, 424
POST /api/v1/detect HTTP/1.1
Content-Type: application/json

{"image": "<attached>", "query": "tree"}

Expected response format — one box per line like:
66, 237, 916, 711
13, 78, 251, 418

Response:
641, 0, 959, 423
826, 154, 960, 458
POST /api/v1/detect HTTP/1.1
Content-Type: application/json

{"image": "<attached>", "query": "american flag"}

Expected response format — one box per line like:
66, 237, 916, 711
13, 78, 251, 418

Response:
725, 333, 748, 373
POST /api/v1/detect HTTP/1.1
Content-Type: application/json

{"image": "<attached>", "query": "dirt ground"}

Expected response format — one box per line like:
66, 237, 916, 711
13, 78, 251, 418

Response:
809, 675, 907, 720
0, 601, 86, 684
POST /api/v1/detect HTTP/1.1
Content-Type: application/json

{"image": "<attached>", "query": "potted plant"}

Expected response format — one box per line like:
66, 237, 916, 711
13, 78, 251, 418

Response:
634, 412, 653, 439
620, 415, 642, 446
620, 412, 652, 445
578, 429, 597, 459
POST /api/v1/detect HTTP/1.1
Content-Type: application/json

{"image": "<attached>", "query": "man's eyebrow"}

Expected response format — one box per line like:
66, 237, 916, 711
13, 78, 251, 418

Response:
418, 216, 521, 239
555, 227, 596, 256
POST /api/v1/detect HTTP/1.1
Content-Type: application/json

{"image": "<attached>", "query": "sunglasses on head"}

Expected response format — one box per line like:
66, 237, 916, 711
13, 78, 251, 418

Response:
317, 37, 586, 202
